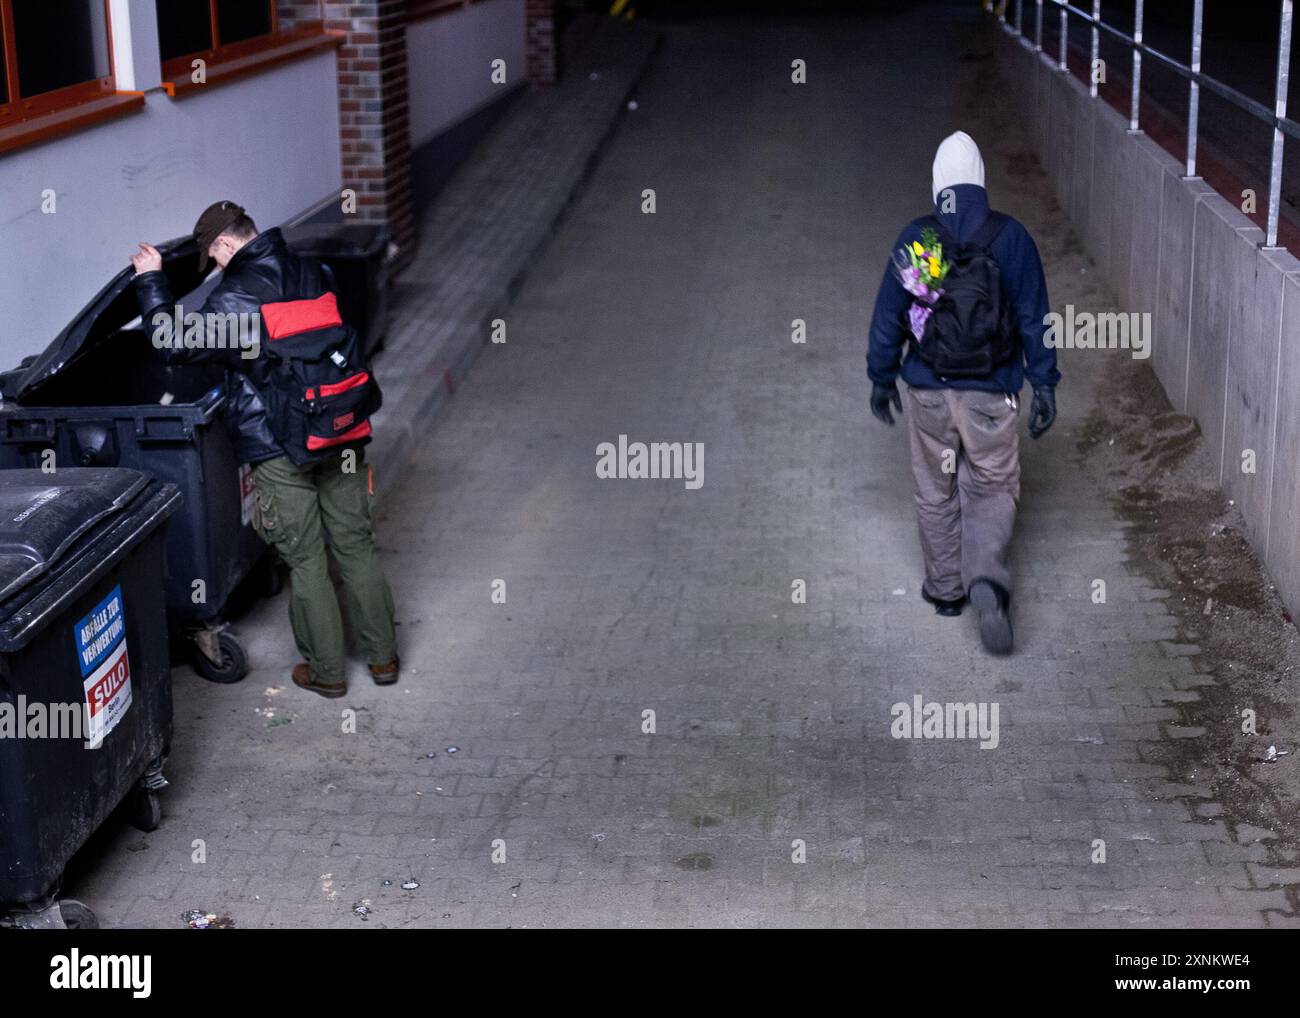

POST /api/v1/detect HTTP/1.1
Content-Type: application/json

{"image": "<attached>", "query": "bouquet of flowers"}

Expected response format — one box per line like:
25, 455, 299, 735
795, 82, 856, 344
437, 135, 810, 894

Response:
892, 226, 950, 341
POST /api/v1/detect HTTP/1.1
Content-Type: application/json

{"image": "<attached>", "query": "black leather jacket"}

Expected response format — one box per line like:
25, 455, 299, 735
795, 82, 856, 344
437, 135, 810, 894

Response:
133, 227, 335, 465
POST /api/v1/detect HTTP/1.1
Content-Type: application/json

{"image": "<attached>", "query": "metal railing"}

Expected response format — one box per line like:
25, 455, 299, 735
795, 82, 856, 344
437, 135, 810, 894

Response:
992, 0, 1296, 249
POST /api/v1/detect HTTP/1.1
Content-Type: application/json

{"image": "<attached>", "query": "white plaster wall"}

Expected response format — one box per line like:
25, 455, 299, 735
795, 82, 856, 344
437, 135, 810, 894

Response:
0, 50, 342, 367
406, 0, 527, 147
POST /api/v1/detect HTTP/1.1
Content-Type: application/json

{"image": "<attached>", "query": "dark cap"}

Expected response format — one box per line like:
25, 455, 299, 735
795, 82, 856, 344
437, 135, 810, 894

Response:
193, 200, 246, 271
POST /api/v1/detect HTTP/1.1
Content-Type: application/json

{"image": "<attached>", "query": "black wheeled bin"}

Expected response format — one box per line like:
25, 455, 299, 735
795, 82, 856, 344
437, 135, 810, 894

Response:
0, 468, 180, 929
0, 237, 267, 683
284, 222, 391, 359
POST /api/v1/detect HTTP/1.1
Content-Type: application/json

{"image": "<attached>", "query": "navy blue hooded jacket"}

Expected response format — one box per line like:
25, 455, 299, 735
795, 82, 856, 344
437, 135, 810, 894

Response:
867, 183, 1060, 393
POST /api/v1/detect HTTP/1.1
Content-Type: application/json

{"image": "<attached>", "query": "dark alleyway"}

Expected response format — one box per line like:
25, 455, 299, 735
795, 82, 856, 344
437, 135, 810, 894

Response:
64, 6, 1300, 928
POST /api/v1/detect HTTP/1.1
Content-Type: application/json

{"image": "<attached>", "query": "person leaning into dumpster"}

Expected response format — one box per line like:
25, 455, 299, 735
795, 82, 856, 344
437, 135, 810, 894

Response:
866, 132, 1060, 656
128, 201, 399, 698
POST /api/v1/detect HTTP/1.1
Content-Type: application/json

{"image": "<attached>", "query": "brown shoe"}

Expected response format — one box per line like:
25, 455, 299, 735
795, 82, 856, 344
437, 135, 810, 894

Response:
369, 657, 399, 685
292, 663, 347, 698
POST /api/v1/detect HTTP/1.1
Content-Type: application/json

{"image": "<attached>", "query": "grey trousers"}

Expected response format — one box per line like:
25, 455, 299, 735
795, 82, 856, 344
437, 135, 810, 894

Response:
905, 385, 1021, 602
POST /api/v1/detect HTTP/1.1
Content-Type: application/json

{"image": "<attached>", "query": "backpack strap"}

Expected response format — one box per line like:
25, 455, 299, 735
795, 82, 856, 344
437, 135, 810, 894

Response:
969, 210, 1009, 251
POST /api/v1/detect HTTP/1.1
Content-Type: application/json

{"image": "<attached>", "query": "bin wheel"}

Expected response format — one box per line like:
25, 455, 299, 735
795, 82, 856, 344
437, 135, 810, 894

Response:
58, 900, 99, 930
193, 631, 248, 684
125, 789, 162, 833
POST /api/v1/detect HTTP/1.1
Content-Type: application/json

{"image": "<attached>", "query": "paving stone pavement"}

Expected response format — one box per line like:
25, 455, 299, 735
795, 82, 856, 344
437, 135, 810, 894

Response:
369, 17, 659, 490
65, 6, 1298, 927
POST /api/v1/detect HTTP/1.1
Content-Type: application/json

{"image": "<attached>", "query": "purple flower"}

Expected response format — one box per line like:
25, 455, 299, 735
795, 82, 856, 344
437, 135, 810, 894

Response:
909, 303, 933, 340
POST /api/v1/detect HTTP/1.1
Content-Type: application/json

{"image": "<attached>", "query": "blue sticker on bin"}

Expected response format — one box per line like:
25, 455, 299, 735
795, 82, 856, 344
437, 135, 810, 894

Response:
75, 585, 126, 678
74, 585, 133, 747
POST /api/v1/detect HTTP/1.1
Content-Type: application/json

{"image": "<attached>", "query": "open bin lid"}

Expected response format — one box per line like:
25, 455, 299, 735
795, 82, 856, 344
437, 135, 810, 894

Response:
0, 469, 149, 604
283, 222, 391, 260
8, 236, 212, 404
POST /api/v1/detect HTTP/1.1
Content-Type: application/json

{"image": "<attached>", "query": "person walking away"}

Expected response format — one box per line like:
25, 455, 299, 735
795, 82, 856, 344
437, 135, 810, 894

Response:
866, 132, 1060, 654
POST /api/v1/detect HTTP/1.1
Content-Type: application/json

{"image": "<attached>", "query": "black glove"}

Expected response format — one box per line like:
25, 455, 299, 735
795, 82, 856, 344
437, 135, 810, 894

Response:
1028, 385, 1056, 439
870, 382, 903, 426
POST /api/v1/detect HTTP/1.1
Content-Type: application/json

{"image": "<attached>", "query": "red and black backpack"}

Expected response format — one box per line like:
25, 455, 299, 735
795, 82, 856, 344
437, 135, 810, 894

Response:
256, 290, 382, 466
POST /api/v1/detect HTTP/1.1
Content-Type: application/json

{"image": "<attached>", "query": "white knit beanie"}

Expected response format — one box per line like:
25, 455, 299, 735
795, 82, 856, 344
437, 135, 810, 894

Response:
931, 131, 986, 203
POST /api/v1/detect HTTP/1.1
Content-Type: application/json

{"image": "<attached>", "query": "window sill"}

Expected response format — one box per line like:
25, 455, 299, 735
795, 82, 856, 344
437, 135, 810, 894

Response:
0, 92, 146, 158
163, 31, 344, 99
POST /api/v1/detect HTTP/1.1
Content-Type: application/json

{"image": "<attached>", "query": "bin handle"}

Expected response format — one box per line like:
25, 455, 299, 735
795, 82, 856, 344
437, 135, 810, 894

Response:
134, 417, 194, 443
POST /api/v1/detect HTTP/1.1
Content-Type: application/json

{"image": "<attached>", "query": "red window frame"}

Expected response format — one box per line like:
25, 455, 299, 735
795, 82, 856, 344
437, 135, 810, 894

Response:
0, 0, 117, 127
158, 0, 284, 82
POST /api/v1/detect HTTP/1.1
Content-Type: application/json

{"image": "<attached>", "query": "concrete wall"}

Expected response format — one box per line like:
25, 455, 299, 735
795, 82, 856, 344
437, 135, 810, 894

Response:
0, 0, 341, 369
407, 0, 527, 148
994, 23, 1300, 616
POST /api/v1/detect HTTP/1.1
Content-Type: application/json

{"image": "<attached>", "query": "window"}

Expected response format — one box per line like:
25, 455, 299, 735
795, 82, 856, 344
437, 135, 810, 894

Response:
215, 0, 273, 46
156, 2, 213, 63
0, 0, 115, 124
156, 0, 281, 79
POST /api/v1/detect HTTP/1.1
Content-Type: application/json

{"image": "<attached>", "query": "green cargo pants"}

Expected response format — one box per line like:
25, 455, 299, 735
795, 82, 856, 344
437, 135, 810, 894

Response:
251, 450, 397, 684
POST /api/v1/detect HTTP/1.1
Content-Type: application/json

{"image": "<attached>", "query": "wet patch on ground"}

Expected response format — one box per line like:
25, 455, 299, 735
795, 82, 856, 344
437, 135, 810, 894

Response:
1077, 352, 1300, 865
968, 29, 1300, 913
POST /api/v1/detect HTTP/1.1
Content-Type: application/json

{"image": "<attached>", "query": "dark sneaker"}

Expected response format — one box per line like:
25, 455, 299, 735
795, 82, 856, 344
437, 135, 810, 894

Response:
369, 657, 400, 685
921, 588, 965, 617
292, 663, 347, 698
969, 580, 1013, 655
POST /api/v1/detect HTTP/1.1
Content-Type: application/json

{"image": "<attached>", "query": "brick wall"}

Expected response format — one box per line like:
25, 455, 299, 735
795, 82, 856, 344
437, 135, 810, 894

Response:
278, 1, 416, 266
276, 0, 557, 261
525, 0, 556, 85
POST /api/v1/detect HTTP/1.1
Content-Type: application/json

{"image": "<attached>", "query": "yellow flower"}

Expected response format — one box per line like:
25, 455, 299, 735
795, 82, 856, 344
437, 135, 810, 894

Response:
912, 241, 925, 256
928, 257, 941, 277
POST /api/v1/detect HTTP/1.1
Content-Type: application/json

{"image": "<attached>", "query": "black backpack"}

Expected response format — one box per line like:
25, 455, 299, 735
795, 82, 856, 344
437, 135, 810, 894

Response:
913, 211, 1018, 379
256, 289, 382, 466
